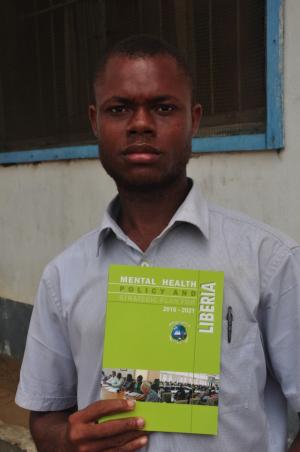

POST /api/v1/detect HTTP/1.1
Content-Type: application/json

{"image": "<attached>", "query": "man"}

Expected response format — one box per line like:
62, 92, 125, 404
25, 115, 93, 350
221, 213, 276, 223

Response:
131, 375, 143, 395
106, 371, 117, 385
140, 382, 159, 403
16, 35, 300, 451
123, 374, 134, 392
110, 373, 124, 389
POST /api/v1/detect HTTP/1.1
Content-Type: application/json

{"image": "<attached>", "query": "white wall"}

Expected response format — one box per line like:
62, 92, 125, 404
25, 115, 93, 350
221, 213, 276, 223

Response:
1, 0, 299, 306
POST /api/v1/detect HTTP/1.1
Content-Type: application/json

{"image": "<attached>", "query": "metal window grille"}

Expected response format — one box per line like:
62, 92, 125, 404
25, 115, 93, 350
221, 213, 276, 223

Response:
0, 0, 265, 152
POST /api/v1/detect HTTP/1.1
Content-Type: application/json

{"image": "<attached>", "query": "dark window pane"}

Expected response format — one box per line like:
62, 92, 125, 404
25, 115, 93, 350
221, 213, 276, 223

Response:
0, 0, 265, 152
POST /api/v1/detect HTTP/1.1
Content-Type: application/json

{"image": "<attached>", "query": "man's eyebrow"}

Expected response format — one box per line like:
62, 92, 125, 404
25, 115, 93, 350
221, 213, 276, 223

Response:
109, 96, 132, 103
101, 95, 180, 105
149, 95, 179, 103
100, 96, 132, 106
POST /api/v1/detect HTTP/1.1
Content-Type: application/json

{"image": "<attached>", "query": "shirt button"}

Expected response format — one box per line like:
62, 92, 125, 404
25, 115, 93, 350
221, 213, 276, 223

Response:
140, 260, 150, 267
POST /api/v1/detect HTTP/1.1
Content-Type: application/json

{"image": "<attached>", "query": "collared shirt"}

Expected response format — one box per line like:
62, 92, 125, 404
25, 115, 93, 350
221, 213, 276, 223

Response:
16, 182, 300, 452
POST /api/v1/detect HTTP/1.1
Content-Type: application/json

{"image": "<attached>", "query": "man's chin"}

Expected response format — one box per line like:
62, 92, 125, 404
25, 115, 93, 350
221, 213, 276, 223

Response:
117, 178, 165, 192
111, 173, 179, 192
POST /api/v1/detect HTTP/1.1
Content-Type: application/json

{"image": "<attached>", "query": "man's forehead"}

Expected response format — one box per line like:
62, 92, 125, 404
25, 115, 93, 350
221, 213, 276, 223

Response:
94, 54, 191, 99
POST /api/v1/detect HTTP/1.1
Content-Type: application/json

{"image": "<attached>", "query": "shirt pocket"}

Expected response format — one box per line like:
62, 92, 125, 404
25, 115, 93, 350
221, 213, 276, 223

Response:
219, 318, 259, 413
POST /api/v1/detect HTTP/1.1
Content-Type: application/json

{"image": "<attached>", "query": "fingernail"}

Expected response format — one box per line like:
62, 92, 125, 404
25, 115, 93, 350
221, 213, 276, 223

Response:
127, 399, 135, 409
139, 436, 148, 446
136, 417, 145, 428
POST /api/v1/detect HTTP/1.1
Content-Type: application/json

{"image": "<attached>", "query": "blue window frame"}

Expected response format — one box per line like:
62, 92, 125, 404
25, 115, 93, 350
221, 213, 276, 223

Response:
193, 0, 283, 153
0, 0, 283, 165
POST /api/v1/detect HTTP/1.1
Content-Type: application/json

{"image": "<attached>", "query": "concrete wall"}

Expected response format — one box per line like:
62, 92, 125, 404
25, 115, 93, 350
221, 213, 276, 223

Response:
1, 0, 300, 307
0, 161, 116, 304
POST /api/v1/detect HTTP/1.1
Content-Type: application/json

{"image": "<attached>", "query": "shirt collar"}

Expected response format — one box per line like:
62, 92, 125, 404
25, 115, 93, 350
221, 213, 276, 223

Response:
166, 180, 210, 239
97, 195, 125, 252
97, 179, 210, 254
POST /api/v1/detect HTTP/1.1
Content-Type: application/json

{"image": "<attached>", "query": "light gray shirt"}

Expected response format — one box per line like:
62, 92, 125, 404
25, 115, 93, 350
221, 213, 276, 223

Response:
16, 182, 300, 452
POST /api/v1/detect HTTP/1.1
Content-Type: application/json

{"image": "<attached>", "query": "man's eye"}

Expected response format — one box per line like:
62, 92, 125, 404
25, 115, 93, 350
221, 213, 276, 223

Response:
109, 105, 128, 114
155, 104, 176, 113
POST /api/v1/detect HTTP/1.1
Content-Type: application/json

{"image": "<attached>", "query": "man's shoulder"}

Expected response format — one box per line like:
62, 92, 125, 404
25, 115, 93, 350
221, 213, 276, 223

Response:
43, 227, 101, 279
207, 201, 299, 251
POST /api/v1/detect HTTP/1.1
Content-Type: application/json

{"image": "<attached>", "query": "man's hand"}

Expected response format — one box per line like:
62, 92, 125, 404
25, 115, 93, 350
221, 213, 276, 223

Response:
30, 399, 148, 452
66, 399, 147, 451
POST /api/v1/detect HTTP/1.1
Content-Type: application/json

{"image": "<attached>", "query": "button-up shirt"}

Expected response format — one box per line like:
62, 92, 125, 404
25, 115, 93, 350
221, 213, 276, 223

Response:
16, 182, 300, 452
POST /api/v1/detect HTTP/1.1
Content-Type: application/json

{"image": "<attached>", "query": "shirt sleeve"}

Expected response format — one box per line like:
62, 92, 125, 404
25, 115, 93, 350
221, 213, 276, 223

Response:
261, 246, 300, 413
15, 266, 77, 411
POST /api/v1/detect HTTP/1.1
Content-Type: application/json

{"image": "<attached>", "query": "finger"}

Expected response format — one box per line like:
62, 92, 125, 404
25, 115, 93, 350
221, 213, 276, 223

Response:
82, 416, 145, 440
120, 435, 148, 451
102, 432, 148, 451
71, 399, 136, 423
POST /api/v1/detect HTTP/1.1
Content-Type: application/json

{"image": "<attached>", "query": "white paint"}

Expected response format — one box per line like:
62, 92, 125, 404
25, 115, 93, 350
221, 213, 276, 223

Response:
0, 161, 116, 304
0, 1, 300, 305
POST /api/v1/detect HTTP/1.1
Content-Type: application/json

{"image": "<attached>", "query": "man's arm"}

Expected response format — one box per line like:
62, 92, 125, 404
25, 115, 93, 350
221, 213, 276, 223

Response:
30, 399, 147, 452
288, 415, 300, 452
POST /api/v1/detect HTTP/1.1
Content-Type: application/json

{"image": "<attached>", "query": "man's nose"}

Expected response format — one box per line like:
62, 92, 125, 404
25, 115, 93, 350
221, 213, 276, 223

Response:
127, 107, 155, 136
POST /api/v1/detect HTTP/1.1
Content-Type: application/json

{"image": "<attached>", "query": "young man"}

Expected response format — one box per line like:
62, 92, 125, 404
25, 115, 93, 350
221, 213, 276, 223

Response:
16, 35, 300, 451
110, 373, 124, 390
106, 371, 117, 385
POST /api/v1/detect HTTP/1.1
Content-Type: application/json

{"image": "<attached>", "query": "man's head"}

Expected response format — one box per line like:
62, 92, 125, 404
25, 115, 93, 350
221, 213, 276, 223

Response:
89, 35, 202, 192
141, 381, 151, 395
137, 375, 143, 383
92, 35, 194, 100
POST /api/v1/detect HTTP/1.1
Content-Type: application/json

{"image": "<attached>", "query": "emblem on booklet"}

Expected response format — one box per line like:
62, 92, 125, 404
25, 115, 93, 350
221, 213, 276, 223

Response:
171, 324, 188, 342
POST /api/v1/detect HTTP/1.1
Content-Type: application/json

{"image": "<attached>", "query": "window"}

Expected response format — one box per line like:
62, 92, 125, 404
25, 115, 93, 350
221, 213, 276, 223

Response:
0, 0, 283, 164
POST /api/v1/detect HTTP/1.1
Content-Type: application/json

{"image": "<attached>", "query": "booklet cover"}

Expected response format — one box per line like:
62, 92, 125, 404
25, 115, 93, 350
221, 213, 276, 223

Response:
100, 264, 224, 435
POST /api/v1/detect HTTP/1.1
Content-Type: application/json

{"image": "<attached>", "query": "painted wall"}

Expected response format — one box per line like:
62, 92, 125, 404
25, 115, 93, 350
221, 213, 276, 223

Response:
0, 0, 299, 306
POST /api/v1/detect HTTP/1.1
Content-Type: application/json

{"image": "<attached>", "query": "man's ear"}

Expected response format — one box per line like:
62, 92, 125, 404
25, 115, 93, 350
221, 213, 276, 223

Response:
88, 104, 98, 138
191, 103, 202, 137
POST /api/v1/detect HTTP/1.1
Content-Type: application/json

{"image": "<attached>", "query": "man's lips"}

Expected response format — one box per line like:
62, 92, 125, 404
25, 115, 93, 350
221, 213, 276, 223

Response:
122, 144, 161, 155
122, 144, 161, 163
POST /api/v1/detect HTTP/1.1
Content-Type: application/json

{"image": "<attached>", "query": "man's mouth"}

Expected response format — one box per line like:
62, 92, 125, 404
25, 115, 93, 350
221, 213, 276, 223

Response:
122, 144, 161, 163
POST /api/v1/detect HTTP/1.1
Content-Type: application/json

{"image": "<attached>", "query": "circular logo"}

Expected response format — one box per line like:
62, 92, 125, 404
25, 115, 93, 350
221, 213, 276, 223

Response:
171, 324, 187, 342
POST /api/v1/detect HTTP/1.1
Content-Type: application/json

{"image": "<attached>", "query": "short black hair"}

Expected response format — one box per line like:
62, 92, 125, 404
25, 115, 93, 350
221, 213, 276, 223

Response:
93, 34, 193, 94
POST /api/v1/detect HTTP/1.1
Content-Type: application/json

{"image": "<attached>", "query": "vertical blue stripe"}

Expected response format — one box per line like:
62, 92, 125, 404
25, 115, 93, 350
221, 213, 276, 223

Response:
265, 0, 284, 149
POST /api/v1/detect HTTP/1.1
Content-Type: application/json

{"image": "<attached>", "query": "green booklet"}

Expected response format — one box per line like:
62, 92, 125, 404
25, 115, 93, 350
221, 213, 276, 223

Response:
101, 264, 224, 435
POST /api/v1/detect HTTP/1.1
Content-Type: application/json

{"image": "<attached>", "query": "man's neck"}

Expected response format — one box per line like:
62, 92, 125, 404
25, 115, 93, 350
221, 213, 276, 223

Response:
117, 177, 191, 252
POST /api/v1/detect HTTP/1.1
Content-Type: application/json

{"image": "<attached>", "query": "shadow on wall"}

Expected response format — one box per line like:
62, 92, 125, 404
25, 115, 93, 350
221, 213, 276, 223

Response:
288, 408, 299, 447
0, 298, 32, 360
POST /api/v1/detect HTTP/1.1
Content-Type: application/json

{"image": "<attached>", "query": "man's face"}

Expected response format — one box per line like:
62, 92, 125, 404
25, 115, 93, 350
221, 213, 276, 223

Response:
141, 385, 150, 395
89, 54, 202, 190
